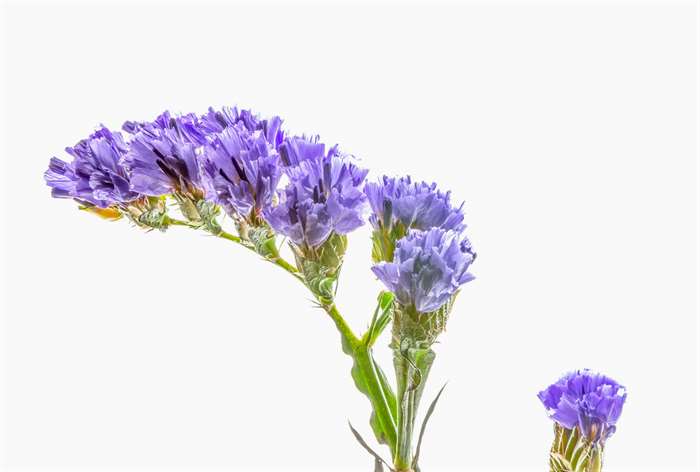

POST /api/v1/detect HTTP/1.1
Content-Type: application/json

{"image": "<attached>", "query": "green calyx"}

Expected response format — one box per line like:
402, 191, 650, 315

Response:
173, 193, 222, 235
550, 424, 605, 472
293, 233, 348, 301
124, 196, 169, 231
371, 222, 407, 263
391, 297, 455, 351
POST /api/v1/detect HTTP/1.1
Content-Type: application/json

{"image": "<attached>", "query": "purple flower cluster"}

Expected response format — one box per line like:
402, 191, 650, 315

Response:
44, 106, 370, 249
124, 114, 206, 196
372, 228, 475, 313
44, 127, 139, 208
538, 370, 627, 442
200, 125, 281, 220
265, 137, 368, 247
368, 176, 474, 313
365, 176, 465, 233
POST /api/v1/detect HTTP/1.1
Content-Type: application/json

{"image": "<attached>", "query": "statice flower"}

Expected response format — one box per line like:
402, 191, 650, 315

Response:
265, 137, 368, 248
44, 127, 139, 208
123, 110, 207, 145
365, 176, 465, 233
122, 113, 207, 197
365, 176, 466, 262
538, 370, 627, 443
372, 228, 475, 314
200, 123, 282, 221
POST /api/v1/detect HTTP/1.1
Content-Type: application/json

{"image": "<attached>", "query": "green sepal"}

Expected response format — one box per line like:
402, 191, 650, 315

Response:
371, 223, 407, 263
173, 193, 221, 234
549, 424, 604, 472
123, 196, 169, 231
293, 234, 348, 301
247, 225, 279, 259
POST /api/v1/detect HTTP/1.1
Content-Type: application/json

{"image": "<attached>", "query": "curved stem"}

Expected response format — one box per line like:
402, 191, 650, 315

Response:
166, 215, 396, 455
166, 216, 302, 280
323, 303, 360, 349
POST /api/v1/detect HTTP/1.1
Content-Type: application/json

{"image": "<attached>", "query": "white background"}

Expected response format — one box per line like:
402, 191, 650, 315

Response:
1, 1, 698, 471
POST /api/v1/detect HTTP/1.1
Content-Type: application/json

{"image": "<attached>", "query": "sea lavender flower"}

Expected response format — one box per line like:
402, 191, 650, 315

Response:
372, 228, 475, 314
365, 176, 465, 262
200, 124, 282, 222
199, 106, 285, 150
365, 176, 465, 233
265, 137, 368, 248
44, 127, 139, 208
122, 113, 206, 197
122, 110, 207, 145
539, 370, 626, 443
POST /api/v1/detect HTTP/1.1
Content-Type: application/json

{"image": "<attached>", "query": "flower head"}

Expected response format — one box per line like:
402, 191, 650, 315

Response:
199, 106, 285, 149
123, 110, 207, 145
365, 176, 466, 262
122, 113, 206, 196
44, 127, 139, 208
538, 370, 627, 443
365, 176, 465, 233
372, 228, 475, 313
265, 137, 368, 248
200, 123, 282, 221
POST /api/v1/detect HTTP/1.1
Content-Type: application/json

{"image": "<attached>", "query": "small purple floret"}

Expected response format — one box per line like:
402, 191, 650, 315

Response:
372, 228, 476, 313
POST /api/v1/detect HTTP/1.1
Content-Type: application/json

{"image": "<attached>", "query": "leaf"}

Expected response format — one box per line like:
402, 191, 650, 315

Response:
348, 422, 395, 472
350, 347, 398, 450
374, 457, 384, 472
363, 292, 395, 347
411, 383, 447, 470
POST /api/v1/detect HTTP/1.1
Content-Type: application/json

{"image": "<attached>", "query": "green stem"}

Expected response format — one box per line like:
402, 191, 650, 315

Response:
323, 303, 398, 457
217, 229, 242, 243
166, 216, 302, 280
393, 348, 435, 472
323, 303, 360, 349
167, 215, 397, 456
394, 353, 416, 471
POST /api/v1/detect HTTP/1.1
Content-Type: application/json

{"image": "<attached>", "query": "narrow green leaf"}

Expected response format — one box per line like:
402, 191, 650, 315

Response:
411, 383, 447, 470
348, 422, 395, 472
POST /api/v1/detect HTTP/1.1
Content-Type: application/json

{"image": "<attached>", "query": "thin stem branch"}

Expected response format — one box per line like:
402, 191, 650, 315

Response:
166, 216, 302, 280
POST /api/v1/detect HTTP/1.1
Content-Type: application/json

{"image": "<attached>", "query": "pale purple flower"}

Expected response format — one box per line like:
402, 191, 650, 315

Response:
44, 127, 139, 208
122, 114, 206, 196
199, 106, 285, 149
200, 124, 282, 219
123, 110, 207, 145
538, 370, 627, 442
365, 176, 465, 233
265, 137, 368, 247
372, 228, 476, 313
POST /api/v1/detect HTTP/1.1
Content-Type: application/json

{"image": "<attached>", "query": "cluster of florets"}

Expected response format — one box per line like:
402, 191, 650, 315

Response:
44, 107, 366, 241
44, 106, 474, 314
538, 369, 627, 443
366, 176, 476, 315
